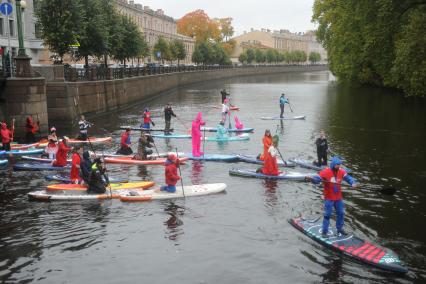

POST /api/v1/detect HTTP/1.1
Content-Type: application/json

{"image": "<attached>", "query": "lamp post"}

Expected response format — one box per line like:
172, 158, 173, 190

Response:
14, 0, 33, 77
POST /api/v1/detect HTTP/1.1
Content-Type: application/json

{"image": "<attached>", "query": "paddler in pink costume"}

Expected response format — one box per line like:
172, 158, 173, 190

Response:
234, 115, 244, 130
191, 112, 205, 157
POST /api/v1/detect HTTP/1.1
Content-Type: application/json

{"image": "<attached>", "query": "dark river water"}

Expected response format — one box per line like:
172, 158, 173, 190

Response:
1, 71, 425, 283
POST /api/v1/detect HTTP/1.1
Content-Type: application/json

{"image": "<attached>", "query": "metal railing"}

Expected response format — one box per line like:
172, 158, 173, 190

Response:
60, 64, 326, 82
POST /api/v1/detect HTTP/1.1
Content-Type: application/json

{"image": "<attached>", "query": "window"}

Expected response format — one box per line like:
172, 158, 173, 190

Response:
34, 23, 41, 39
9, 19, 14, 37
0, 18, 3, 36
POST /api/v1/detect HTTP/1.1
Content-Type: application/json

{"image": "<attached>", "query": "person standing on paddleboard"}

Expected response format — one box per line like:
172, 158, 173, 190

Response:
220, 89, 229, 103
258, 129, 272, 161
78, 115, 93, 141
116, 128, 133, 155
315, 130, 328, 166
306, 156, 357, 237
141, 108, 155, 129
160, 152, 181, 193
191, 112, 205, 157
164, 103, 176, 135
258, 135, 280, 175
279, 93, 290, 118
0, 122, 13, 151
221, 99, 230, 124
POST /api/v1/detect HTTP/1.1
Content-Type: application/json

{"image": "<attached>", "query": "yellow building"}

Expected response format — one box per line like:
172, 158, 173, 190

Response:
116, 0, 195, 64
230, 29, 327, 63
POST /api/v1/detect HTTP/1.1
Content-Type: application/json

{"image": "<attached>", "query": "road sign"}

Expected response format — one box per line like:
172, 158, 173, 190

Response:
0, 2, 13, 16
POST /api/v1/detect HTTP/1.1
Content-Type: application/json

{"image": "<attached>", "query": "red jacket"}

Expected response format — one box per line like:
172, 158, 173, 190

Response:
1, 123, 12, 144
143, 111, 151, 124
70, 153, 81, 181
318, 168, 348, 201
165, 159, 181, 186
53, 141, 71, 167
121, 131, 131, 148
26, 117, 38, 134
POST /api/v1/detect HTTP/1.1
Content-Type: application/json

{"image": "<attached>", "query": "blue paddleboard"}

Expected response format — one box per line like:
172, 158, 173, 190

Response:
14, 163, 71, 171
229, 168, 313, 180
0, 149, 44, 156
0, 159, 8, 166
289, 217, 408, 274
204, 133, 250, 142
185, 153, 239, 162
152, 133, 191, 139
236, 154, 295, 167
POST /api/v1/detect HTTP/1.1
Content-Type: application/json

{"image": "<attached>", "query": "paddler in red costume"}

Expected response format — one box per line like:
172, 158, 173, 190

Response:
52, 136, 71, 167
25, 116, 38, 143
141, 107, 155, 129
259, 135, 280, 176
70, 145, 83, 183
0, 122, 13, 151
258, 129, 273, 161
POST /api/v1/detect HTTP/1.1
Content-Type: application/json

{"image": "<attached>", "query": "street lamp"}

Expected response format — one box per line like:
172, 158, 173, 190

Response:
14, 0, 32, 77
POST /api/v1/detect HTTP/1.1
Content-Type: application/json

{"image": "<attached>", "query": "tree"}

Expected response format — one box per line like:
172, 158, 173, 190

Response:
35, 0, 85, 62
153, 37, 170, 64
246, 48, 255, 64
170, 40, 187, 66
238, 52, 248, 64
309, 52, 321, 64
254, 49, 266, 63
221, 39, 236, 55
177, 9, 220, 43
192, 46, 204, 64
215, 17, 234, 42
266, 49, 276, 63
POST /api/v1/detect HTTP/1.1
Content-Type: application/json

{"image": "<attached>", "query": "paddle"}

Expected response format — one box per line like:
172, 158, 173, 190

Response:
309, 178, 396, 195
175, 148, 185, 198
288, 98, 294, 113
11, 118, 15, 142
150, 134, 161, 159
175, 115, 191, 134
227, 90, 232, 129
275, 146, 288, 167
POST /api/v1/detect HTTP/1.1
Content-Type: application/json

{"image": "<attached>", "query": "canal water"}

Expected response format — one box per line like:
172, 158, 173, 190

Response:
1, 71, 425, 283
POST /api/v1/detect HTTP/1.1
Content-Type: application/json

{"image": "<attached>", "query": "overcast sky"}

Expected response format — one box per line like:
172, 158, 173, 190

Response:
134, 0, 317, 35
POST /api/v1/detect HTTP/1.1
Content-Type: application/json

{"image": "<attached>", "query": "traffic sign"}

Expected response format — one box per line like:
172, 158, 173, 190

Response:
0, 2, 13, 16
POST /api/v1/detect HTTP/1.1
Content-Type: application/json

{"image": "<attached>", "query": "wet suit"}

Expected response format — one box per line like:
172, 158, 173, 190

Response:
87, 163, 108, 194
164, 106, 176, 135
316, 137, 328, 166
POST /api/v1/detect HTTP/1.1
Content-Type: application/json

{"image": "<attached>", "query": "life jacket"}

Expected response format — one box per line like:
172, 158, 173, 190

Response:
143, 111, 151, 124
1, 123, 12, 144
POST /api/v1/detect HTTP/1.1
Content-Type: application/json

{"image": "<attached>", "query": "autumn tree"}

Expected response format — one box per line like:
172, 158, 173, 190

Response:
177, 9, 221, 43
215, 17, 234, 42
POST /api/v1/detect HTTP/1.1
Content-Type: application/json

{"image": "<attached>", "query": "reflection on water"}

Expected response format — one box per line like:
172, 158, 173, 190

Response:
163, 202, 185, 242
190, 161, 204, 185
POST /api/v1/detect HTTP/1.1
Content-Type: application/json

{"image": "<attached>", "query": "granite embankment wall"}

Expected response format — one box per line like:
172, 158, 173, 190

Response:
46, 65, 327, 125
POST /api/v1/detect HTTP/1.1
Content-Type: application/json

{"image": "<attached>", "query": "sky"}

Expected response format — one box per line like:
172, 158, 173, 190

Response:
134, 0, 317, 36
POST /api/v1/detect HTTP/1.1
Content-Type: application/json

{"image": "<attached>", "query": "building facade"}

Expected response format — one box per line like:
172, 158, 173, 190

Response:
0, 0, 48, 68
230, 28, 327, 63
115, 0, 195, 64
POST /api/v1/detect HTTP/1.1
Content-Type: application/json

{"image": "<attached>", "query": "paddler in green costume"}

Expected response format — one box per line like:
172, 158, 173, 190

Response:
215, 120, 228, 139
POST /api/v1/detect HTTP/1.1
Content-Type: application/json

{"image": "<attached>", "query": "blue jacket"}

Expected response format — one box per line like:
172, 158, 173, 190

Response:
279, 97, 289, 105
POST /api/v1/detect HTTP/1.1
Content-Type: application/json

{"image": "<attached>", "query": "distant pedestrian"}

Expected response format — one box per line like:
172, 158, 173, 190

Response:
315, 130, 328, 166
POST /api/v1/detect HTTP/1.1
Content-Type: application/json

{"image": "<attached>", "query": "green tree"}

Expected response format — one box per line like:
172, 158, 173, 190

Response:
266, 49, 276, 63
153, 37, 170, 64
254, 49, 265, 63
238, 52, 248, 64
191, 46, 204, 65
35, 0, 85, 62
170, 40, 187, 66
246, 48, 255, 64
309, 52, 321, 64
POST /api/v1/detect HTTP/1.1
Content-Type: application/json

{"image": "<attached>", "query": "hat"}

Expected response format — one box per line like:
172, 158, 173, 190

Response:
330, 156, 342, 169
50, 127, 56, 132
167, 152, 177, 161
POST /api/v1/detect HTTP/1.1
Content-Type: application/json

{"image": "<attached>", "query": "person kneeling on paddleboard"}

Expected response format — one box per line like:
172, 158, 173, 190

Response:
116, 128, 133, 155
160, 153, 181, 193
52, 137, 71, 167
80, 151, 93, 184
258, 135, 280, 176
306, 156, 357, 237
88, 158, 109, 194
216, 120, 229, 139
133, 131, 154, 160
70, 145, 83, 184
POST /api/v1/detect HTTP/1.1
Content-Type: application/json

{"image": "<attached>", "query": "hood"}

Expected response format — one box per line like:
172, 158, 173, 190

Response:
195, 112, 203, 122
26, 117, 33, 124
83, 151, 91, 160
330, 156, 342, 169
1, 122, 6, 130
144, 107, 149, 112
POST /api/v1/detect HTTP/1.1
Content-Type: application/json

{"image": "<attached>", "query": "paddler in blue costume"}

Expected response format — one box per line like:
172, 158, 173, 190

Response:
216, 120, 228, 139
80, 151, 93, 184
306, 157, 357, 237
279, 93, 289, 118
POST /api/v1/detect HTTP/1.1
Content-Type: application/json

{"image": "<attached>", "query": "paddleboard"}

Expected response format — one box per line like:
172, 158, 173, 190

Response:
0, 159, 7, 166
13, 163, 71, 171
1, 149, 45, 156
289, 217, 408, 274
104, 156, 188, 165
120, 183, 226, 202
67, 137, 113, 144
289, 158, 351, 173
28, 190, 125, 201
10, 142, 40, 150
185, 153, 239, 162
229, 168, 314, 180
22, 156, 72, 163
236, 154, 295, 168
204, 133, 250, 142
260, 116, 306, 120
119, 126, 174, 132
152, 133, 192, 139
46, 181, 154, 192
45, 174, 128, 184
100, 152, 185, 159
201, 127, 254, 133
